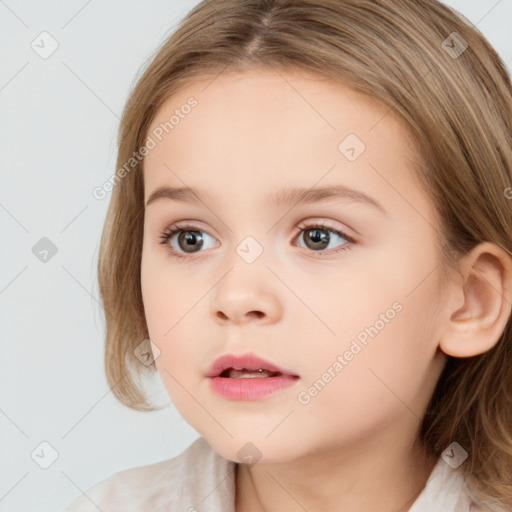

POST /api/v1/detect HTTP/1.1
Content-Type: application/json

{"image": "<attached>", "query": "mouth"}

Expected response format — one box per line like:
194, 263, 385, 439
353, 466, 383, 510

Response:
205, 352, 299, 379
218, 368, 284, 379
206, 353, 300, 400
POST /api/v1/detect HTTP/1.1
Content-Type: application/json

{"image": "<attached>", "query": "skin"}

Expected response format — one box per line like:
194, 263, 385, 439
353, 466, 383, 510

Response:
140, 67, 512, 511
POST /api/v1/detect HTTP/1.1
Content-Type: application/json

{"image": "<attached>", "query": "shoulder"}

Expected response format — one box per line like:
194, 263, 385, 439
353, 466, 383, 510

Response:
61, 436, 236, 512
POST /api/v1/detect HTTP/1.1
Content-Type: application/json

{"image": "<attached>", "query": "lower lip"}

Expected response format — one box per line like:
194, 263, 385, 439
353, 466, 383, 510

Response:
208, 375, 299, 400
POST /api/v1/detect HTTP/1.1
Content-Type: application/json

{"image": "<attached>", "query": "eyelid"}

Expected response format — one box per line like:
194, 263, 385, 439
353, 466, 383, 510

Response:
295, 219, 356, 243
159, 218, 355, 242
158, 220, 219, 240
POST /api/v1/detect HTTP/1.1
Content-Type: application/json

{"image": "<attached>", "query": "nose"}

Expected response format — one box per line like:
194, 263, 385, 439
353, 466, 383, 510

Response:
210, 267, 283, 326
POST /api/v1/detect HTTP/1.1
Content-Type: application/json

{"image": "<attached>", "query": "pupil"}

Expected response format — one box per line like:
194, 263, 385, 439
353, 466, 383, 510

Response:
306, 228, 329, 250
179, 231, 203, 253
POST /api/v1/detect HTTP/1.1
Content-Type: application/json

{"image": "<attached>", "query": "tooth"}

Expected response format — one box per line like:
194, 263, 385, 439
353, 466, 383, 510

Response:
228, 369, 275, 379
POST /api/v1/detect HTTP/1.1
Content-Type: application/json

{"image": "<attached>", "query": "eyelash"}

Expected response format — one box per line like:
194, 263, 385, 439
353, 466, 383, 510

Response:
158, 221, 355, 260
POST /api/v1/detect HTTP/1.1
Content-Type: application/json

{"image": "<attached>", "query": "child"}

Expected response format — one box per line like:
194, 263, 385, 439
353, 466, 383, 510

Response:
62, 0, 512, 510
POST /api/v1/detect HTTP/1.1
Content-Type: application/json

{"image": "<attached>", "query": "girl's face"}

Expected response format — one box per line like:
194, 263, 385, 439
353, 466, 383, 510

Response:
141, 68, 449, 464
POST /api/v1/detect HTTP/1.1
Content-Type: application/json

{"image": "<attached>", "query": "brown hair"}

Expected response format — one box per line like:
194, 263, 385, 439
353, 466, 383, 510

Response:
96, 0, 512, 508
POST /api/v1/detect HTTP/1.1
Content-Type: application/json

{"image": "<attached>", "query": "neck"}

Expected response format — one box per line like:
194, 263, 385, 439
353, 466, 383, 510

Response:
235, 424, 437, 512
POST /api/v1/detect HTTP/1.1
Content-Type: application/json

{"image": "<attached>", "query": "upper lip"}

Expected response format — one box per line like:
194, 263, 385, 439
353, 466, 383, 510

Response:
205, 352, 299, 378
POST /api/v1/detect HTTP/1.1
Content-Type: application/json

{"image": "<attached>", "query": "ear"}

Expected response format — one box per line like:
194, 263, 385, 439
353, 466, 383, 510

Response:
439, 242, 512, 358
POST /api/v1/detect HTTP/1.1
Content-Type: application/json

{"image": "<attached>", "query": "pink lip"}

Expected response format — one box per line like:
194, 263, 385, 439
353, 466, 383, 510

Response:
209, 374, 299, 400
205, 352, 299, 378
205, 352, 300, 401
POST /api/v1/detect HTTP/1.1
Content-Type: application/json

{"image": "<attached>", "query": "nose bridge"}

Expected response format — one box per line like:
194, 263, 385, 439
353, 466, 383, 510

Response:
234, 232, 267, 266
210, 193, 288, 267
220, 232, 268, 290
210, 229, 283, 324
219, 205, 272, 265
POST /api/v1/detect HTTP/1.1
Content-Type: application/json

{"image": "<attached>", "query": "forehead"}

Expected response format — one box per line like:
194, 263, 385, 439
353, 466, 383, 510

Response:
142, 68, 428, 217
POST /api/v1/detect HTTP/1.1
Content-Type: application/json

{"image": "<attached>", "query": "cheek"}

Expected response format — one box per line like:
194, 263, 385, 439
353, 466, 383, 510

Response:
141, 248, 183, 376
140, 244, 206, 388
292, 306, 438, 452
140, 241, 185, 336
298, 249, 441, 417
141, 266, 169, 338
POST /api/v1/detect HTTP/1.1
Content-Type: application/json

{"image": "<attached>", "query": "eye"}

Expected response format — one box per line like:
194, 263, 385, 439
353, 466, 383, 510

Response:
158, 222, 218, 259
295, 221, 354, 255
158, 221, 355, 260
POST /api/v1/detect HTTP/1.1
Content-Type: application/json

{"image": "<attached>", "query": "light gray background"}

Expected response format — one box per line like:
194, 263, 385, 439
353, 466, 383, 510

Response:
1, 1, 511, 511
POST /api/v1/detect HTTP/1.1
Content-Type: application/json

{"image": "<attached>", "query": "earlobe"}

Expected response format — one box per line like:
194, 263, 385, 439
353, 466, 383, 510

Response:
438, 242, 512, 358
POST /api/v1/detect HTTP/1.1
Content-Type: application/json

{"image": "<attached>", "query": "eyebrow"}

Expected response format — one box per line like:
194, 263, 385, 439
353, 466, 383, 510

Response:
145, 184, 387, 215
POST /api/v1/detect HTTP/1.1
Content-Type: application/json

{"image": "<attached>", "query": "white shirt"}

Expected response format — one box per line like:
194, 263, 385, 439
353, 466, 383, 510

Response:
61, 436, 482, 511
